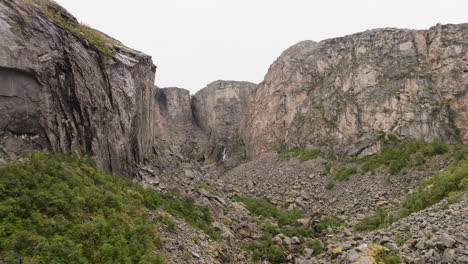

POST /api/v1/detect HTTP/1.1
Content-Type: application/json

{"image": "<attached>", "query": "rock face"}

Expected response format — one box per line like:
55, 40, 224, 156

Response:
240, 24, 468, 158
192, 80, 256, 162
153, 87, 207, 160
0, 0, 156, 176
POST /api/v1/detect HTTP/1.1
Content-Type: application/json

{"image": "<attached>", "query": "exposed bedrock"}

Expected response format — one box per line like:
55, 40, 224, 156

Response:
240, 24, 468, 158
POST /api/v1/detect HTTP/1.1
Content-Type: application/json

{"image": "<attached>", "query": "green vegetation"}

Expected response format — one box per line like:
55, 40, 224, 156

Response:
235, 196, 335, 263
196, 181, 219, 196
0, 152, 219, 263
279, 139, 452, 176
233, 196, 304, 227
325, 181, 335, 190
355, 138, 449, 175
278, 147, 321, 161
375, 250, 402, 264
152, 144, 163, 152
24, 0, 131, 56
155, 214, 177, 233
333, 166, 357, 181
278, 147, 337, 162
354, 207, 393, 231
356, 144, 468, 231
241, 238, 286, 264
303, 239, 323, 255
395, 232, 408, 247
314, 216, 343, 233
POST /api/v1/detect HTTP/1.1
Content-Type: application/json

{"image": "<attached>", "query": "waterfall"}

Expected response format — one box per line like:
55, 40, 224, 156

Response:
221, 147, 227, 161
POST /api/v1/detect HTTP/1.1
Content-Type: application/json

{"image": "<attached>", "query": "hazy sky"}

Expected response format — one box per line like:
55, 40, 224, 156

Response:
55, 0, 467, 93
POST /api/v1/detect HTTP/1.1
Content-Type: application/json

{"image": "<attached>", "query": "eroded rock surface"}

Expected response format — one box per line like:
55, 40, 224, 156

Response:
153, 87, 207, 160
0, 0, 156, 176
240, 24, 468, 158
192, 80, 256, 162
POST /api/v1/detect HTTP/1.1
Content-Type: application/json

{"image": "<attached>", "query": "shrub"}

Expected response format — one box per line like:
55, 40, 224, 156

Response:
0, 152, 164, 263
278, 147, 321, 161
304, 239, 323, 256
315, 217, 343, 233
423, 138, 449, 156
238, 197, 341, 263
267, 245, 287, 263
356, 149, 467, 231
0, 152, 221, 262
333, 166, 357, 181
375, 250, 402, 264
242, 239, 287, 264
354, 207, 395, 231
359, 138, 450, 174
234, 196, 304, 227
399, 154, 467, 217
196, 181, 219, 195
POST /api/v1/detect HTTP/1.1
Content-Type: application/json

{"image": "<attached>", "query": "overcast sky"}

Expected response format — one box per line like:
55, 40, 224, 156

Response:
55, 0, 467, 93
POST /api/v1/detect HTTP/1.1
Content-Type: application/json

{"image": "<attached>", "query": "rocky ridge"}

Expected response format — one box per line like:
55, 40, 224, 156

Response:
240, 24, 468, 158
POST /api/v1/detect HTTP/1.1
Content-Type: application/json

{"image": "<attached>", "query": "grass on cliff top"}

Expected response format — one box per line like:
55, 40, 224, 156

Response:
22, 0, 131, 56
355, 144, 468, 231
0, 152, 219, 263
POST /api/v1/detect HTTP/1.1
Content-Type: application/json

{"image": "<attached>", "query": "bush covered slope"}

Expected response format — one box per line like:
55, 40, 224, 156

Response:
0, 152, 217, 264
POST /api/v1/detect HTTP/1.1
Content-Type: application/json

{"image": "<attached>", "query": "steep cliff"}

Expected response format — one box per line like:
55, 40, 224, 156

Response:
0, 0, 156, 176
192, 80, 256, 162
153, 86, 207, 160
240, 24, 468, 158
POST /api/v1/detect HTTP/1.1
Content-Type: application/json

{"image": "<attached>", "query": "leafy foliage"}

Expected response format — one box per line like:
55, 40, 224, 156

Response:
356, 138, 450, 174
196, 181, 219, 195
233, 196, 303, 227
303, 239, 323, 256
0, 152, 219, 263
333, 166, 357, 181
278, 147, 321, 161
314, 216, 343, 233
236, 196, 331, 262
241, 237, 286, 264
356, 145, 468, 231
375, 250, 402, 264
354, 207, 394, 231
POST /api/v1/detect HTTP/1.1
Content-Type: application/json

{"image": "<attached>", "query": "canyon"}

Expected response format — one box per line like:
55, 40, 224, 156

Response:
0, 0, 467, 263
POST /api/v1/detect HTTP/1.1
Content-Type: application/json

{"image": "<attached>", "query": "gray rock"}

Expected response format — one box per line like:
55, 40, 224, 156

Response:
441, 248, 456, 264
0, 0, 156, 177
439, 233, 456, 248
303, 248, 314, 259
415, 239, 426, 250
240, 24, 468, 158
192, 80, 256, 164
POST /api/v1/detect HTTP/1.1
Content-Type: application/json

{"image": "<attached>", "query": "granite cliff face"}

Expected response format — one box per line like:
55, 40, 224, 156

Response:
240, 24, 468, 158
153, 86, 207, 160
151, 81, 256, 164
0, 0, 156, 176
192, 80, 256, 162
